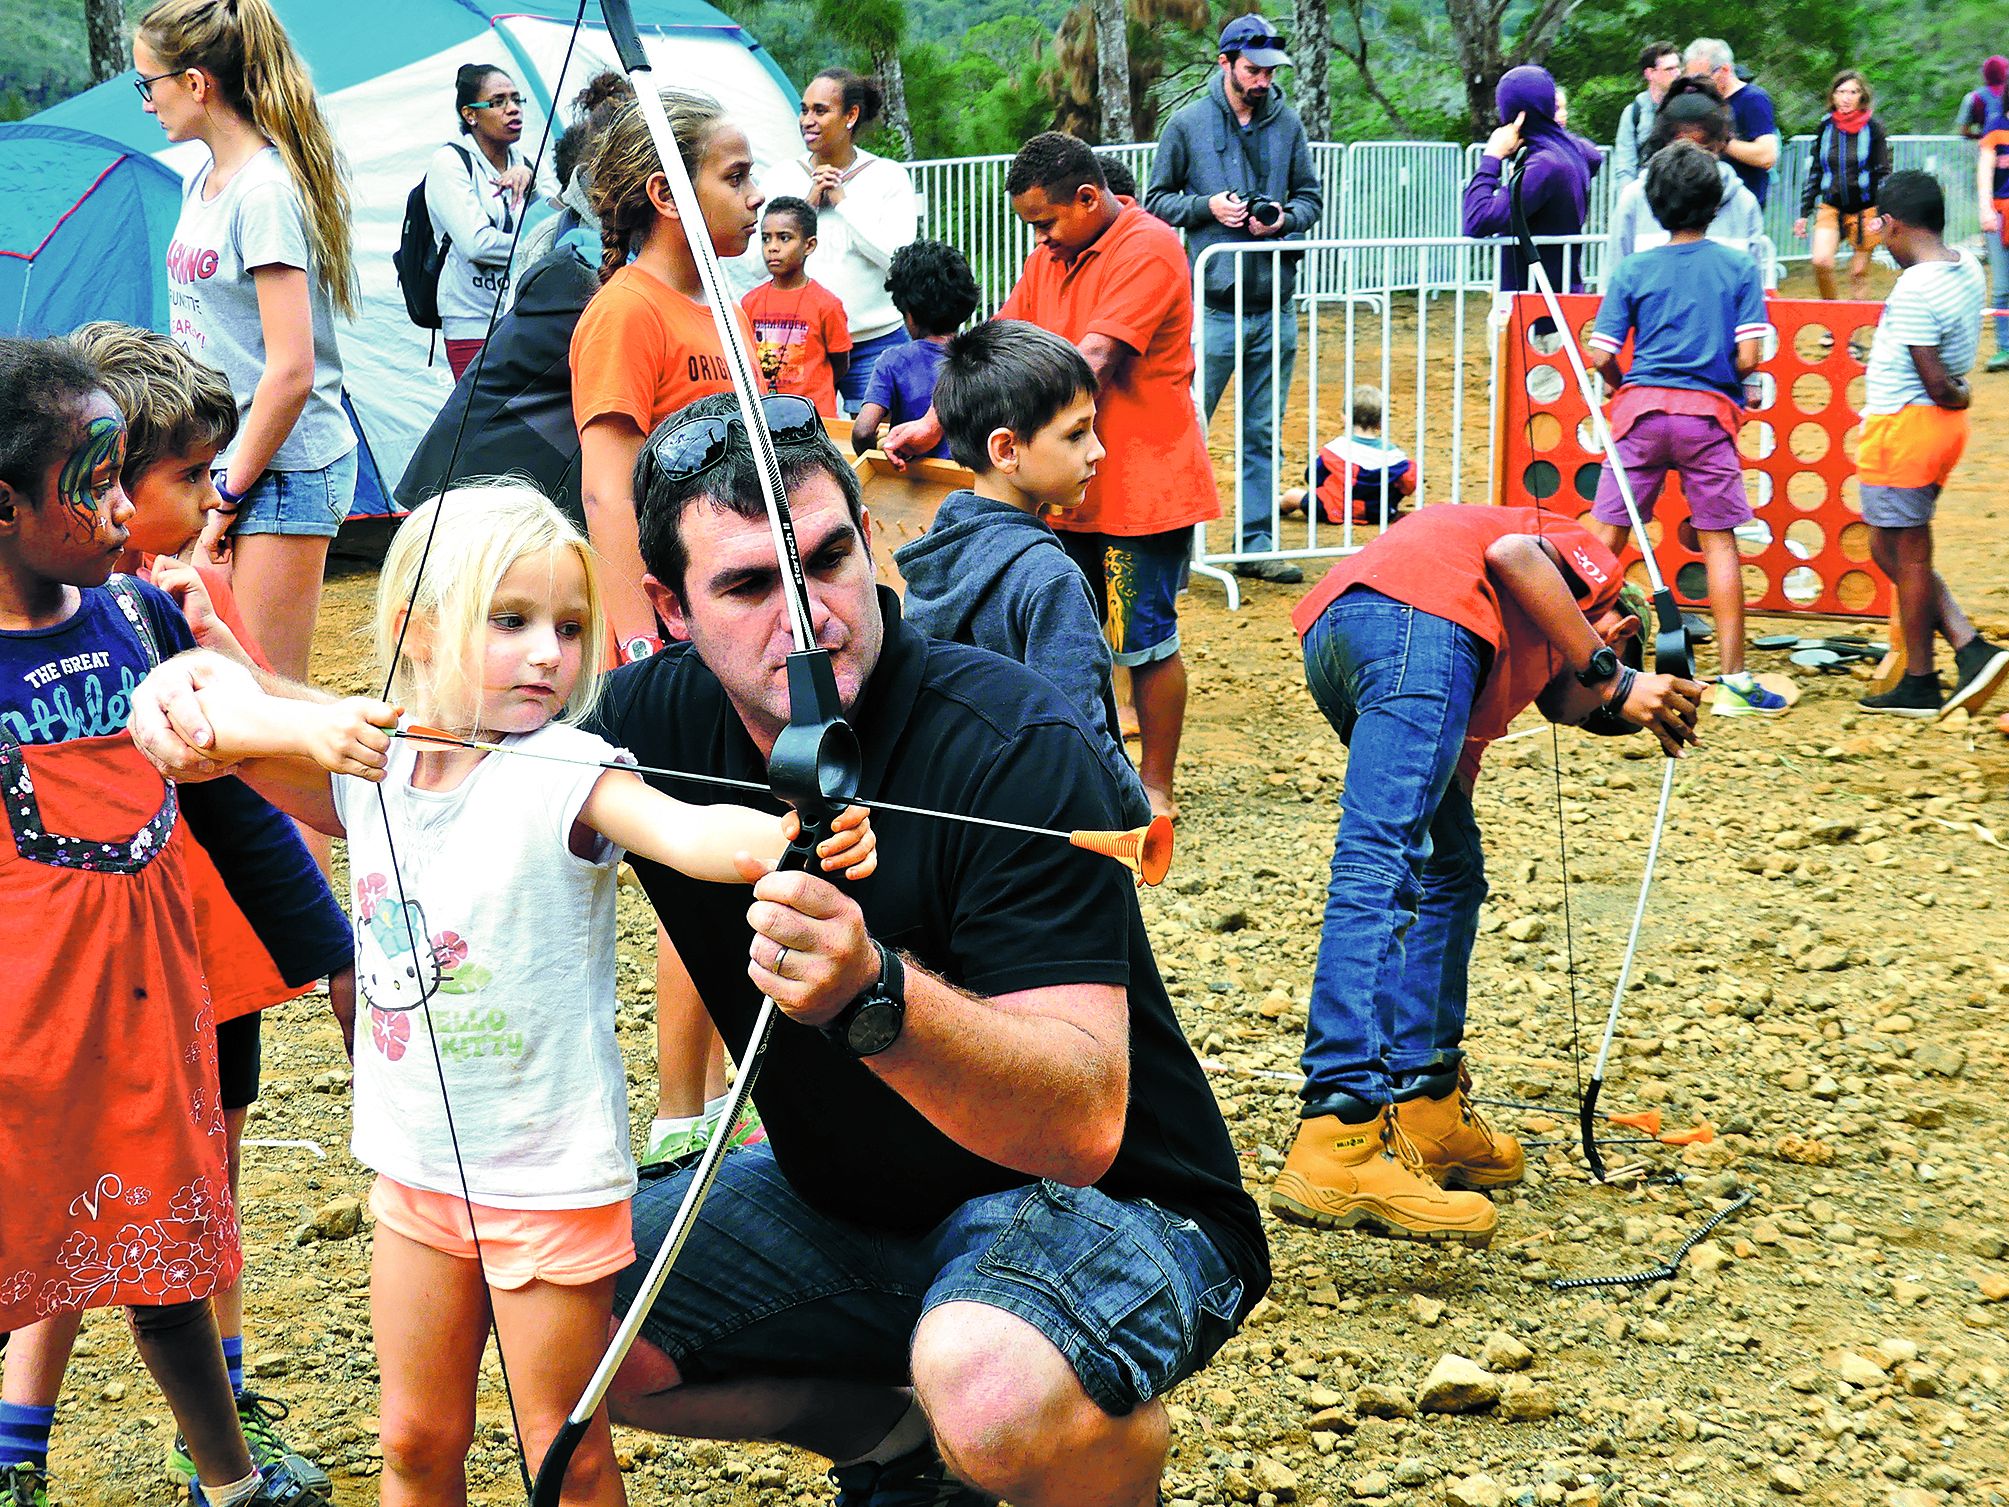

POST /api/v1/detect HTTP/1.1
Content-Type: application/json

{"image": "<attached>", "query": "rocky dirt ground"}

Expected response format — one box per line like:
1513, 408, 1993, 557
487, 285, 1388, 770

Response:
33, 296, 2009, 1507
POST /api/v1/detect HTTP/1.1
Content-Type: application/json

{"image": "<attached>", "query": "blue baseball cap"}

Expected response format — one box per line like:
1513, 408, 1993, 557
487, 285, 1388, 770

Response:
1218, 15, 1291, 67
1213, 14, 1293, 67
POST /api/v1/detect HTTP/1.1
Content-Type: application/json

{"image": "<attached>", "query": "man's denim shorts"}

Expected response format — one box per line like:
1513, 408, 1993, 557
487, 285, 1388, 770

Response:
226, 448, 357, 539
614, 1143, 1245, 1415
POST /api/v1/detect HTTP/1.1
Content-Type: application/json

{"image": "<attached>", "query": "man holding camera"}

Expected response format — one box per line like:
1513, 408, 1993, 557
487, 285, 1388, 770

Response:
1147, 14, 1323, 583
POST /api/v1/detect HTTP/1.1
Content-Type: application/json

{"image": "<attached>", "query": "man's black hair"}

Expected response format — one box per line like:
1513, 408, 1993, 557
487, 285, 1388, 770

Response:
935, 320, 1096, 474
1096, 152, 1138, 199
1643, 139, 1723, 233
763, 195, 818, 240
1879, 170, 1946, 235
1638, 38, 1677, 72
884, 240, 980, 337
0, 337, 105, 505
1005, 132, 1105, 200
634, 391, 866, 600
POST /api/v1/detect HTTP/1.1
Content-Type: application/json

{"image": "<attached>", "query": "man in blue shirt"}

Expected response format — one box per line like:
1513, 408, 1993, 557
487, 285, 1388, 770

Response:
1685, 37, 1779, 207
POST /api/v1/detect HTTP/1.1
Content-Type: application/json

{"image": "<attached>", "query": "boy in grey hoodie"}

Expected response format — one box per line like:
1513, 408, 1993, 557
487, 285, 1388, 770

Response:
894, 321, 1152, 824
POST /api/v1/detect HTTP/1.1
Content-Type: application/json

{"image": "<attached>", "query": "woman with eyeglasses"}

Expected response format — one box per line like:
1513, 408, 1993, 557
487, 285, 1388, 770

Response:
131, 0, 357, 702
429, 63, 537, 378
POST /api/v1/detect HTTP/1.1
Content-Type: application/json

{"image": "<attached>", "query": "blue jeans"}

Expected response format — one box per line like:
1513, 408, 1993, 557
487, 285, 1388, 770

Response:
1300, 589, 1488, 1111
1201, 303, 1298, 554
614, 1143, 1243, 1416
1988, 233, 2009, 354
840, 327, 910, 411
227, 448, 357, 539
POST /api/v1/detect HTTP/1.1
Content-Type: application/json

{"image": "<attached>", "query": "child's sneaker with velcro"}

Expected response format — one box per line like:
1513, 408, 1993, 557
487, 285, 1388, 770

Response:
1712, 672, 1789, 716
1, 1462, 49, 1507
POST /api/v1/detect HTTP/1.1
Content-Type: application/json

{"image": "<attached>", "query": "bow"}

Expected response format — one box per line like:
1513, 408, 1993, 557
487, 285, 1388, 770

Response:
1506, 156, 1692, 1184
526, 3, 862, 1498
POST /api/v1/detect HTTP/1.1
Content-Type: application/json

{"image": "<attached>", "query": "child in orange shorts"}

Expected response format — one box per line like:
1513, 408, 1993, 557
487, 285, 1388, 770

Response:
1853, 171, 2009, 718
137, 484, 876, 1505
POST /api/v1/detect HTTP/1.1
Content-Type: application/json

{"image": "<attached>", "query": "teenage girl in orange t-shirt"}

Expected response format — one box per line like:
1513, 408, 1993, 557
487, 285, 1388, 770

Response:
566, 89, 769, 1174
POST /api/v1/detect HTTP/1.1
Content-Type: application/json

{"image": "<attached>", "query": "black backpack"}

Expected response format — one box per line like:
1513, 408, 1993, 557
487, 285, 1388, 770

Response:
394, 143, 474, 330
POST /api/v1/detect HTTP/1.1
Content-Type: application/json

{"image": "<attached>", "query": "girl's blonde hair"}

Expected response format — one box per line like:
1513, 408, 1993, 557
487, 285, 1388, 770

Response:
583, 88, 725, 284
375, 482, 609, 734
138, 0, 360, 319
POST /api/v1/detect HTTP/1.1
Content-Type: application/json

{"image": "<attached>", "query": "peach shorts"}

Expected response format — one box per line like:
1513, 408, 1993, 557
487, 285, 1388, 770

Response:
369, 1175, 635, 1290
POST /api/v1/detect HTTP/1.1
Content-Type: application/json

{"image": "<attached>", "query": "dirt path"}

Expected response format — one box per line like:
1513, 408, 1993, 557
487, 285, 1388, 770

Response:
36, 301, 2009, 1507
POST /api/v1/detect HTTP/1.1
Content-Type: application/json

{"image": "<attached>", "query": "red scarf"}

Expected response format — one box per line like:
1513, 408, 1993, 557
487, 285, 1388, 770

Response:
1831, 107, 1871, 135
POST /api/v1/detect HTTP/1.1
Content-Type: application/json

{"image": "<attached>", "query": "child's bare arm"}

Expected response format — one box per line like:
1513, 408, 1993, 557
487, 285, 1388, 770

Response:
851, 401, 889, 456
1592, 350, 1624, 392
1484, 535, 1606, 676
829, 351, 851, 392
1734, 336, 1764, 377
1909, 344, 1971, 410
577, 768, 876, 883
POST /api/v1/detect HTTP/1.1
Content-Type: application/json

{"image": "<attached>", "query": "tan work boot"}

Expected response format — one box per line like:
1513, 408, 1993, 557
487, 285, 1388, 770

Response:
1394, 1074, 1525, 1190
1270, 1108, 1497, 1246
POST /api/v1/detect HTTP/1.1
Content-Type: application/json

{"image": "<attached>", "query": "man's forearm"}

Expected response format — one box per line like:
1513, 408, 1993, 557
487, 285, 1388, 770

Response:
867, 968, 1128, 1186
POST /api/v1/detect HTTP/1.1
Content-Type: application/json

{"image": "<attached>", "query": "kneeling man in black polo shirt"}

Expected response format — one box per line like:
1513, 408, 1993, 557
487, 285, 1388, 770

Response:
591, 391, 1270, 1507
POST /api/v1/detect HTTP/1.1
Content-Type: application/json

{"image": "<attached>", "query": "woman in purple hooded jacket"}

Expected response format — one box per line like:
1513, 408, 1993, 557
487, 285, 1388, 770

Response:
1462, 66, 1591, 294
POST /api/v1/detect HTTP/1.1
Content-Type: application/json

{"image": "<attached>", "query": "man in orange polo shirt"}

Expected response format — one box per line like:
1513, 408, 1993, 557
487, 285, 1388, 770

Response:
886, 133, 1218, 819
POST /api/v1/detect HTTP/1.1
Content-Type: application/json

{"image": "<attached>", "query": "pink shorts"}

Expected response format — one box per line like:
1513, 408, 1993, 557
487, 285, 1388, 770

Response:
1592, 411, 1752, 533
369, 1175, 634, 1289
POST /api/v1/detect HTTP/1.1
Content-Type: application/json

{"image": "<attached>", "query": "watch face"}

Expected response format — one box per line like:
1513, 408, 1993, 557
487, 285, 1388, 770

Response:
847, 1000, 904, 1056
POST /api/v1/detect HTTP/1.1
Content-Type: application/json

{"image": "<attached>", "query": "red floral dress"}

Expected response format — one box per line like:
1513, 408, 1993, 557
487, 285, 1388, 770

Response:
0, 583, 239, 1327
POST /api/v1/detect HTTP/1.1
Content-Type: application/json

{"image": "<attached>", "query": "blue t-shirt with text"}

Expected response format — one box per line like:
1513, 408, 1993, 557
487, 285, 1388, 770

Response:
1589, 239, 1768, 402
863, 338, 952, 458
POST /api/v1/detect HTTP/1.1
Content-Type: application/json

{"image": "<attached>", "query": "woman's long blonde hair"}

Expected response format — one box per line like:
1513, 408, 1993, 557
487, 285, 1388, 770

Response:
139, 0, 360, 319
375, 483, 609, 734
583, 88, 724, 284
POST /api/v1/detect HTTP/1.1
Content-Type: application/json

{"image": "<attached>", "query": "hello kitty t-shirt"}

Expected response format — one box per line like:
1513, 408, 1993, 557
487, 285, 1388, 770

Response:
331, 721, 635, 1208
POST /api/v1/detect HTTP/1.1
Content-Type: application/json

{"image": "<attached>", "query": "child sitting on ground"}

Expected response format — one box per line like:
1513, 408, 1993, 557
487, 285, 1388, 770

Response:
1281, 385, 1417, 527
893, 319, 1151, 824
1581, 140, 1786, 716
0, 336, 348, 1507
851, 240, 980, 459
742, 196, 850, 416
1853, 170, 2009, 717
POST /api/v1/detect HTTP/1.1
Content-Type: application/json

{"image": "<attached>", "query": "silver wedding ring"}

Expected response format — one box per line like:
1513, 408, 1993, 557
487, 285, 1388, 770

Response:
773, 945, 790, 976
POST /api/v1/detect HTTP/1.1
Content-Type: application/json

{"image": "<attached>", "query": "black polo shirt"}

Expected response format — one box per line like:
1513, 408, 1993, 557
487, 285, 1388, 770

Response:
590, 590, 1269, 1318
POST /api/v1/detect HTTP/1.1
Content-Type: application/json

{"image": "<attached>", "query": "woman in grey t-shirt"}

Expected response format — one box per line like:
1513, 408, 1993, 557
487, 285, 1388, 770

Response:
136, 0, 357, 688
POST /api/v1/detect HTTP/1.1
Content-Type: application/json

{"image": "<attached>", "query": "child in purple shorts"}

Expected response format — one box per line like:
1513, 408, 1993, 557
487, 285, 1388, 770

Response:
1585, 140, 1786, 715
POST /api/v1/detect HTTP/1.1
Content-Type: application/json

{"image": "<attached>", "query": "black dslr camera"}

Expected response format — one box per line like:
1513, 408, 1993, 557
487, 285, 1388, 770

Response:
1230, 191, 1284, 229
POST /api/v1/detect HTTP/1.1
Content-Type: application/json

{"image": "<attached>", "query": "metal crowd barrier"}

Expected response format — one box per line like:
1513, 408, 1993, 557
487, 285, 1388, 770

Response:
1187, 234, 1606, 607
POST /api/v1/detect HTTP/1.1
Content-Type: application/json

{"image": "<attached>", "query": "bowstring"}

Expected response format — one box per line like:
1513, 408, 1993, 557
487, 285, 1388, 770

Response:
369, 5, 590, 1496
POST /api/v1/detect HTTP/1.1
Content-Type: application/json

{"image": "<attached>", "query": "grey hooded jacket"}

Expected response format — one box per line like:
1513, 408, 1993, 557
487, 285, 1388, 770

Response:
1146, 73, 1322, 309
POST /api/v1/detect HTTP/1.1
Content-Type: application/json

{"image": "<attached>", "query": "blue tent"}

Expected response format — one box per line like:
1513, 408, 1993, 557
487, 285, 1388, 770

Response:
0, 124, 182, 338
1, 0, 801, 520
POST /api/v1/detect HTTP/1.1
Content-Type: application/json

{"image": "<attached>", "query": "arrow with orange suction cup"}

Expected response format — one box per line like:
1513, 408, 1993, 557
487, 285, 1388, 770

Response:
394, 726, 1176, 887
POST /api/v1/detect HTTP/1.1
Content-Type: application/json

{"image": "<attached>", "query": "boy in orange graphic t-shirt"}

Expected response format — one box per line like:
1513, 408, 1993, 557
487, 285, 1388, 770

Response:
742, 197, 851, 416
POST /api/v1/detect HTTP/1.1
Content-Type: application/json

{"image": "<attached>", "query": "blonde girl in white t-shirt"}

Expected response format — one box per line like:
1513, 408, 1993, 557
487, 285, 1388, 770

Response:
134, 0, 357, 687
142, 484, 875, 1505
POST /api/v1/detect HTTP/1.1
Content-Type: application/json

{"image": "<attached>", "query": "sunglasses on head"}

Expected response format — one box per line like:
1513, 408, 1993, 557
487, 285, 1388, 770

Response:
644, 394, 824, 487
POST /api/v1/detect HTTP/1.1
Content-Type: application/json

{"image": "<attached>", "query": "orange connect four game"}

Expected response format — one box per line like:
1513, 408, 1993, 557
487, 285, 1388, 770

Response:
1492, 291, 1889, 620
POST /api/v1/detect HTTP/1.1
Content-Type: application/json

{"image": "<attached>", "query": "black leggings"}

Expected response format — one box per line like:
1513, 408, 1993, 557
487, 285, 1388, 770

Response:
128, 1299, 254, 1486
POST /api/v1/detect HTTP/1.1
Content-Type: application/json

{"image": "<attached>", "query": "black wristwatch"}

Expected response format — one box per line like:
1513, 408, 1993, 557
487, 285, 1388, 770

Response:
819, 941, 907, 1058
1576, 644, 1620, 689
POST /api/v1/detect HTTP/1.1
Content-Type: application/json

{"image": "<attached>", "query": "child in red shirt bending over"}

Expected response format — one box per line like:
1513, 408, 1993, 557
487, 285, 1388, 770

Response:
1272, 506, 1702, 1248
742, 196, 851, 416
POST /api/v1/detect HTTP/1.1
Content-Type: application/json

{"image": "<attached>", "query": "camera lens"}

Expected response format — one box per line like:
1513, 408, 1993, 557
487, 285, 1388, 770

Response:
1249, 198, 1283, 229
